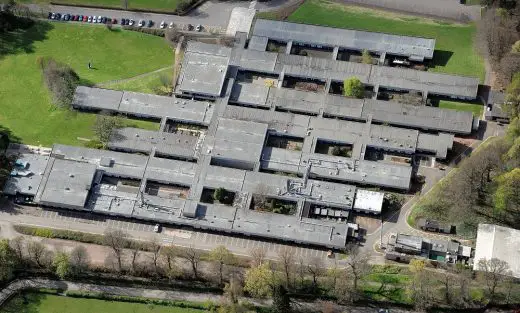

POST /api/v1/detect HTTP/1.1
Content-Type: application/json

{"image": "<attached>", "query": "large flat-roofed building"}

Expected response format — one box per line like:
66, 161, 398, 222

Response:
474, 224, 520, 278
4, 19, 483, 250
251, 19, 435, 61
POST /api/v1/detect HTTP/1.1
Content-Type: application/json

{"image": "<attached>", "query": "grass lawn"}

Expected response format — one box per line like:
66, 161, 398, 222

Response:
0, 22, 172, 146
103, 67, 173, 94
286, 0, 485, 81
0, 292, 207, 313
438, 100, 484, 117
19, 0, 184, 12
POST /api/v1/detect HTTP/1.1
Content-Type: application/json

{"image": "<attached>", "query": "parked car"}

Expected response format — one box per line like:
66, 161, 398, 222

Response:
147, 20, 153, 27
195, 24, 202, 32
50, 12, 56, 19
55, 13, 61, 20
111, 18, 117, 24
129, 19, 135, 26
168, 22, 174, 29
48, 12, 53, 19
153, 224, 161, 233
97, 16, 102, 23
101, 17, 107, 23
87, 16, 92, 23
138, 19, 145, 27
79, 15, 83, 21
187, 23, 193, 31
83, 15, 88, 22
160, 21, 166, 29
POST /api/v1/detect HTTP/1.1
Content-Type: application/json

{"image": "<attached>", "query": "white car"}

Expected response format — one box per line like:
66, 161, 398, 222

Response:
87, 16, 92, 23
138, 19, 145, 27
195, 24, 202, 32
168, 22, 174, 29
97, 16, 102, 23
128, 19, 135, 26
153, 224, 161, 233
160, 21, 166, 29
93, 16, 97, 23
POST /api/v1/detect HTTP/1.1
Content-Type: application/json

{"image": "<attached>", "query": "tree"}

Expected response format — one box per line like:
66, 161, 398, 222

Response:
213, 187, 227, 203
344, 244, 370, 296
307, 257, 324, 292
39, 57, 80, 108
53, 251, 71, 279
408, 259, 433, 310
494, 168, 520, 212
437, 264, 458, 305
93, 115, 124, 147
147, 237, 162, 275
277, 247, 295, 289
9, 236, 24, 261
477, 257, 511, 302
271, 284, 291, 313
179, 246, 202, 279
512, 40, 520, 53
326, 260, 341, 291
70, 245, 90, 275
103, 229, 128, 272
244, 262, 275, 298
27, 241, 49, 268
209, 245, 236, 286
0, 239, 18, 282
505, 73, 520, 118
361, 49, 372, 64
250, 247, 267, 267
161, 245, 178, 272
343, 77, 364, 98
129, 240, 141, 274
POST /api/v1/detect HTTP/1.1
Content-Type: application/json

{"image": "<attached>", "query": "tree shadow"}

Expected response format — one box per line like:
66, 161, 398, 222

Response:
0, 20, 54, 60
1, 291, 45, 313
429, 50, 454, 68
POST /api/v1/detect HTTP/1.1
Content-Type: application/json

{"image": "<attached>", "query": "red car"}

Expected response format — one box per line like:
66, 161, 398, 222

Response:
111, 18, 117, 24
83, 15, 88, 22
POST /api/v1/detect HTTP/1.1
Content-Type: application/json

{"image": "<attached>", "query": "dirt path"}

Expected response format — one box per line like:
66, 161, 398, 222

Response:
96, 66, 173, 88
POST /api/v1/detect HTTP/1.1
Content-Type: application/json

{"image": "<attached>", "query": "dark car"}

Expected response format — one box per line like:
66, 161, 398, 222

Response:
187, 23, 193, 31
112, 18, 117, 24
64, 14, 70, 21
121, 18, 127, 25
101, 17, 107, 23
48, 12, 53, 19
55, 13, 61, 20
147, 19, 153, 27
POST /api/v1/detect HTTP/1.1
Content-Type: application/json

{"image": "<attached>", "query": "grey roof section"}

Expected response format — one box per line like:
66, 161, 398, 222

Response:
178, 42, 231, 97
145, 157, 196, 186
248, 35, 269, 51
253, 19, 435, 60
417, 133, 454, 159
353, 189, 385, 214
3, 153, 49, 196
229, 82, 271, 108
361, 99, 474, 134
395, 233, 423, 251
487, 90, 505, 105
369, 66, 479, 99
72, 87, 214, 125
109, 127, 199, 159
207, 118, 268, 164
39, 158, 97, 210
485, 91, 508, 120
267, 87, 322, 115
72, 86, 122, 111
230, 48, 278, 73
474, 224, 520, 279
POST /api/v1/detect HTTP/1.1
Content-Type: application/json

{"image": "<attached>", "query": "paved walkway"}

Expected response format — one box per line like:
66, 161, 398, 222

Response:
0, 278, 422, 312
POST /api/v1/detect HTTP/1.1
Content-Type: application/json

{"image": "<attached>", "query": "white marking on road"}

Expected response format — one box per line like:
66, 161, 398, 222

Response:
249, 0, 257, 9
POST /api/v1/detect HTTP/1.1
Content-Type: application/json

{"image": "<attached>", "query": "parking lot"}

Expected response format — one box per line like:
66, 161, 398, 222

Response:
33, 208, 330, 261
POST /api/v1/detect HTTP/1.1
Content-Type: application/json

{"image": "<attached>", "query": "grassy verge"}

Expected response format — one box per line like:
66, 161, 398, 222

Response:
0, 22, 172, 146
285, 0, 485, 81
438, 100, 484, 117
19, 0, 185, 13
1, 291, 211, 312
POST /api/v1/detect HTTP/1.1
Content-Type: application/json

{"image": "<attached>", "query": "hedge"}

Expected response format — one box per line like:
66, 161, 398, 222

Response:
14, 225, 106, 246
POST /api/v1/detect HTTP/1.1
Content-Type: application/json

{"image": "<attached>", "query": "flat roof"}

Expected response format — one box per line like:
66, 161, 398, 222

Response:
253, 19, 435, 59
178, 42, 230, 97
39, 158, 97, 209
72, 86, 122, 111
353, 189, 385, 213
3, 153, 49, 196
474, 224, 520, 279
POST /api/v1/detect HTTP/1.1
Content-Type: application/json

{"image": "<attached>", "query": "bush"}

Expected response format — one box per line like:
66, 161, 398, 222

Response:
343, 77, 364, 98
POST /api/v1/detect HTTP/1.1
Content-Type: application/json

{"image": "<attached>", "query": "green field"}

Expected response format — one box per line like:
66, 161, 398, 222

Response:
103, 68, 173, 94
0, 293, 206, 313
438, 100, 484, 117
20, 0, 185, 12
284, 0, 485, 81
0, 22, 172, 146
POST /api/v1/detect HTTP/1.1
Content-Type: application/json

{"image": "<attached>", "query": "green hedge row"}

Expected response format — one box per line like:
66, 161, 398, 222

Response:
63, 290, 218, 310
14, 225, 106, 246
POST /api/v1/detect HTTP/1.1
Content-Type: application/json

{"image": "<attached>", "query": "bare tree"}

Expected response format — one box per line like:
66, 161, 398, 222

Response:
477, 258, 511, 302
326, 260, 341, 291
296, 256, 306, 289
27, 241, 49, 268
209, 245, 236, 286
277, 247, 295, 288
250, 246, 267, 267
9, 236, 24, 260
307, 257, 324, 292
128, 240, 141, 275
147, 237, 162, 275
70, 245, 90, 275
344, 244, 370, 299
103, 229, 128, 272
253, 184, 269, 210
437, 264, 458, 305
179, 246, 202, 279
